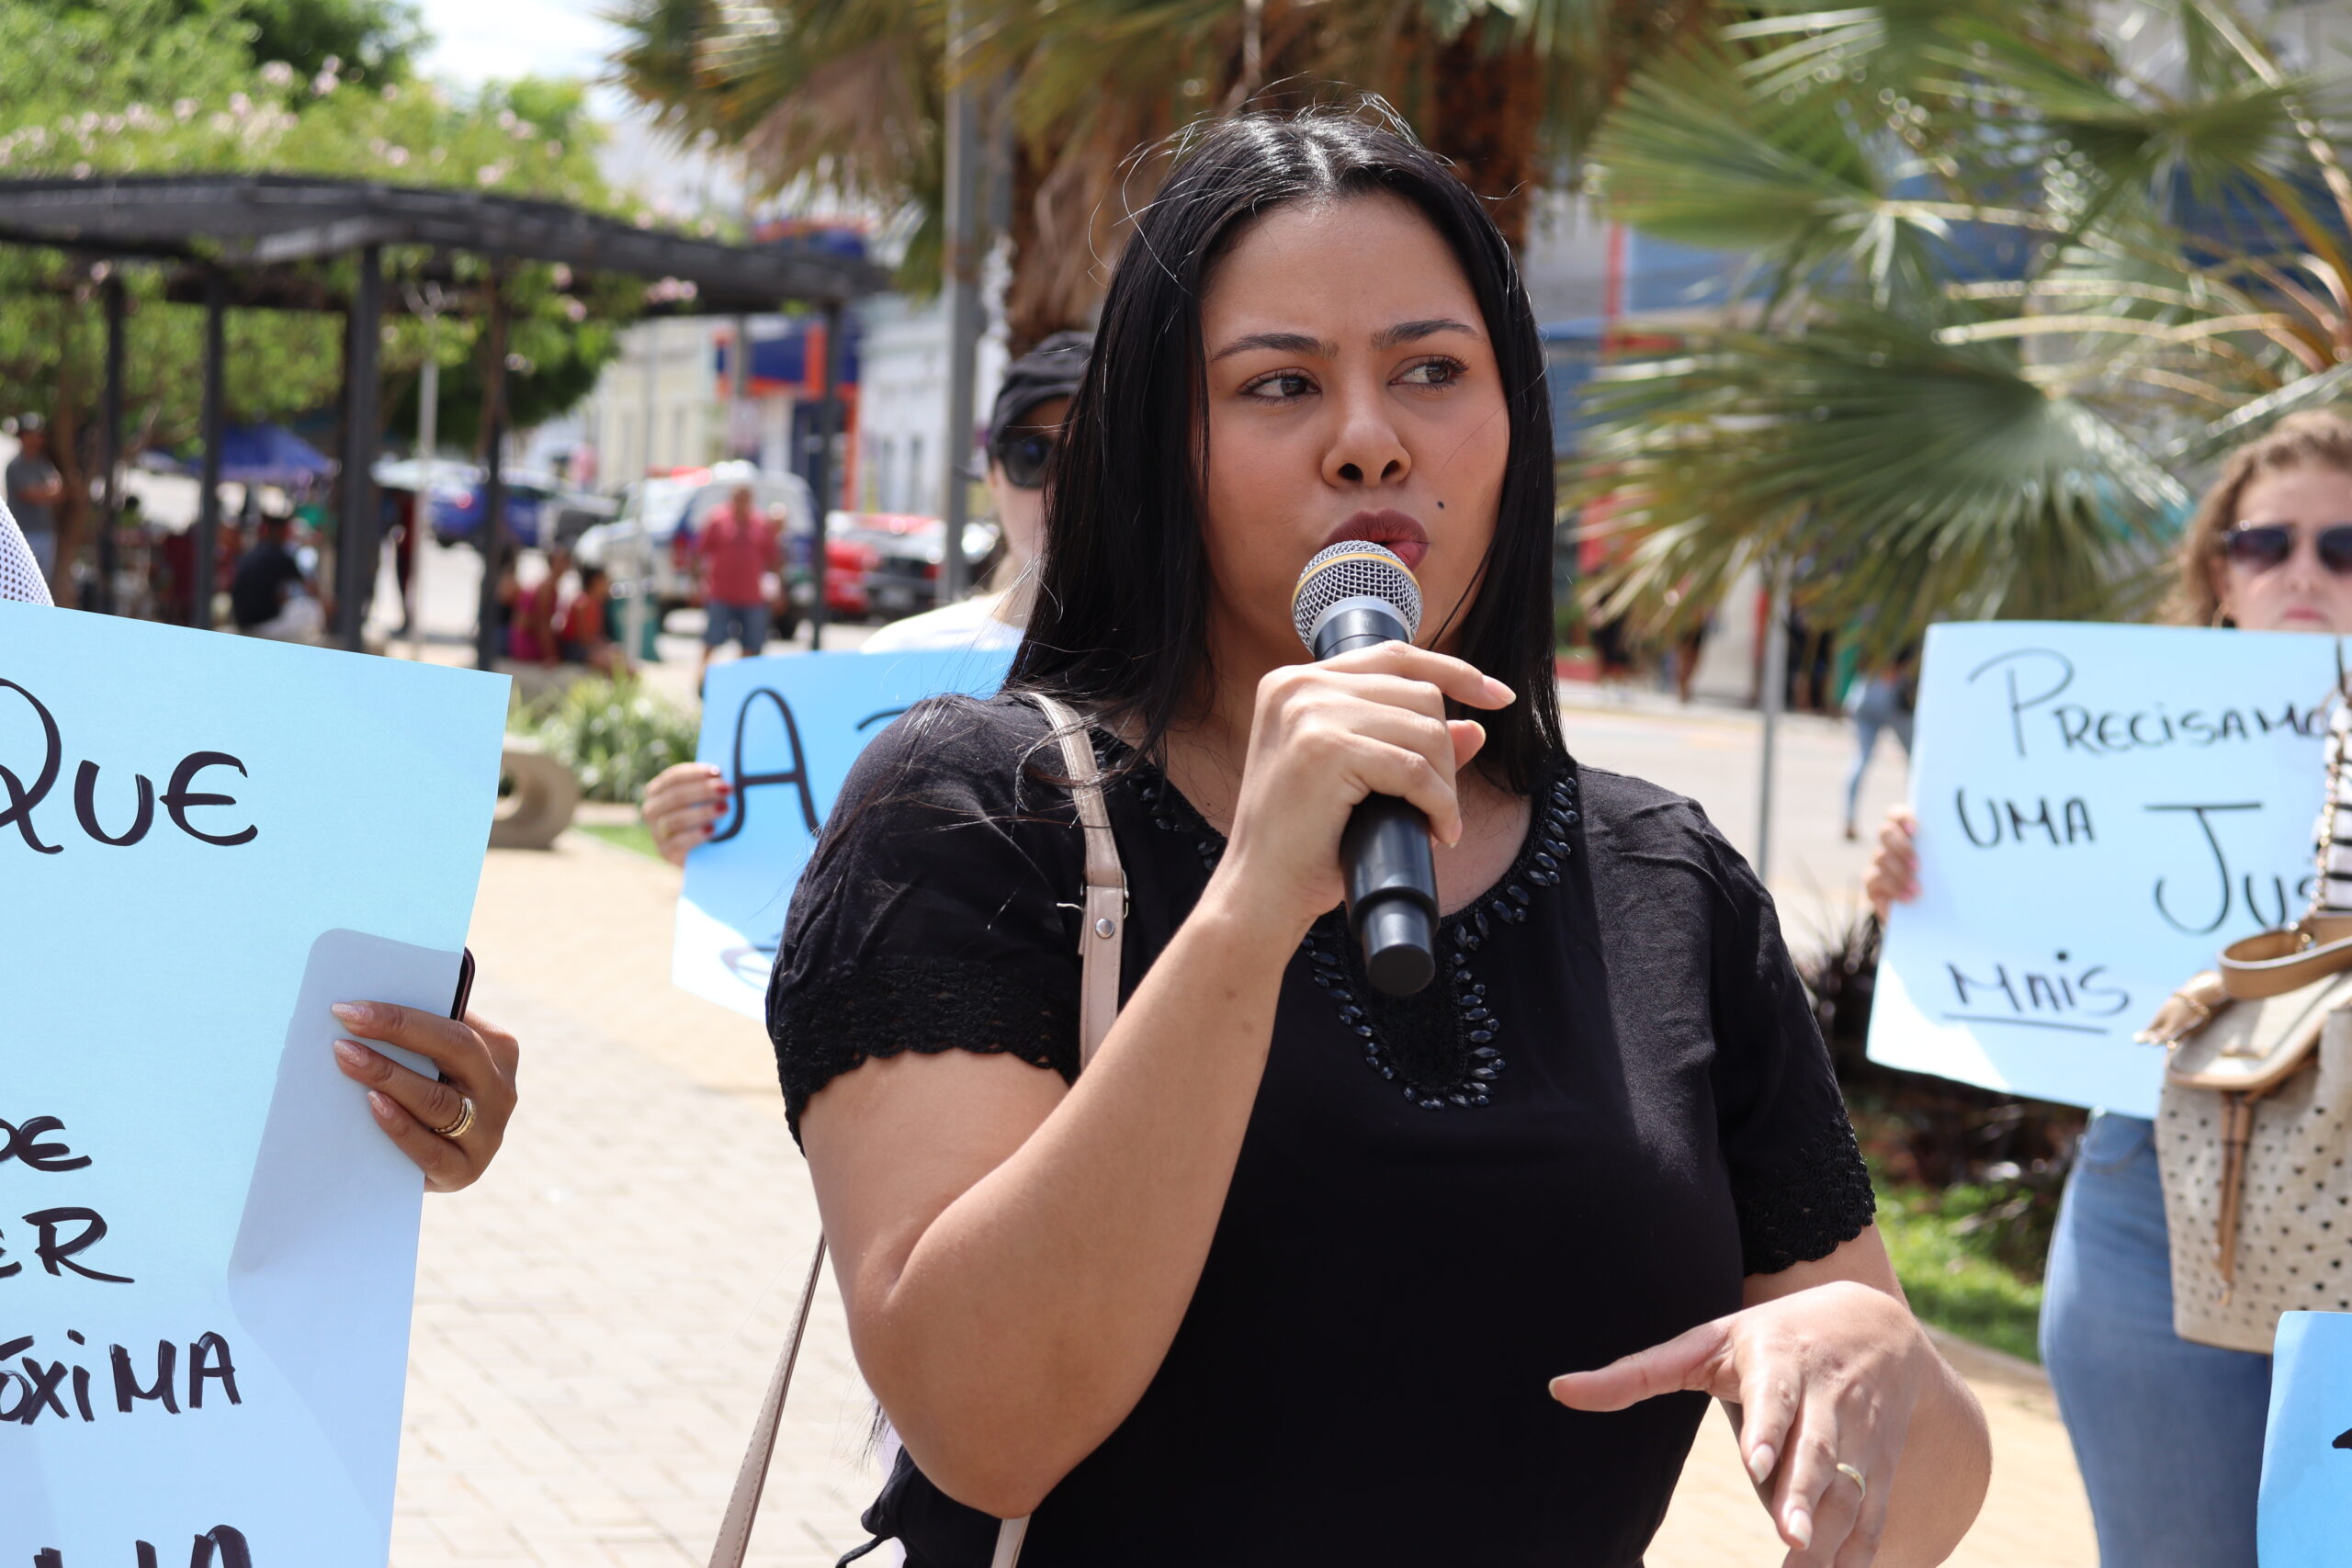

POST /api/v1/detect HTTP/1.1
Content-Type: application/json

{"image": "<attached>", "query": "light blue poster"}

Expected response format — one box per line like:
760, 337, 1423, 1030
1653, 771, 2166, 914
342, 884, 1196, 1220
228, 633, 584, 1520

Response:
2261, 1310, 2352, 1564
0, 603, 508, 1565
673, 647, 1011, 1018
1871, 622, 2343, 1116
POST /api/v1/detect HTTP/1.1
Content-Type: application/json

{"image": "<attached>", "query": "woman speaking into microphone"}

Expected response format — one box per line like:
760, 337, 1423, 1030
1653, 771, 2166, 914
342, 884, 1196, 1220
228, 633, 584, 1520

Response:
769, 107, 1988, 1565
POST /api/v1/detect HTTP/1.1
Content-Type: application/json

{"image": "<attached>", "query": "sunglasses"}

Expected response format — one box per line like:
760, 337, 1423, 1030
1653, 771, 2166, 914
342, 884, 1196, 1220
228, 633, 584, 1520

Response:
994, 431, 1057, 491
2223, 523, 2352, 576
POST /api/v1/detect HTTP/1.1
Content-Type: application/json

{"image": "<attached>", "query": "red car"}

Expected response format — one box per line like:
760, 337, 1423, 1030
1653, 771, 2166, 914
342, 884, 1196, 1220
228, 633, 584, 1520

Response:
822, 513, 944, 622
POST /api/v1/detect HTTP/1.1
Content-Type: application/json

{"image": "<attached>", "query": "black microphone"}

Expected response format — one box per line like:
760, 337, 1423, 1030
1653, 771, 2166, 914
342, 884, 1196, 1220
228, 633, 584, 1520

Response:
1292, 541, 1437, 997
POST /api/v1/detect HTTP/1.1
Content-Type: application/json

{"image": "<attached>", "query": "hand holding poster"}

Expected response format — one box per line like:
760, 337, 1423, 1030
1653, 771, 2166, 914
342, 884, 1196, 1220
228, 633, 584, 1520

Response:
1869, 622, 2342, 1115
0, 604, 508, 1564
673, 647, 1012, 1018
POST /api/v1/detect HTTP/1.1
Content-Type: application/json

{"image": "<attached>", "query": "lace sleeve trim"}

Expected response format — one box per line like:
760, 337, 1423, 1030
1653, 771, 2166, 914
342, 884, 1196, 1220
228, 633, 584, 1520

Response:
1735, 1115, 1878, 1276
770, 956, 1079, 1142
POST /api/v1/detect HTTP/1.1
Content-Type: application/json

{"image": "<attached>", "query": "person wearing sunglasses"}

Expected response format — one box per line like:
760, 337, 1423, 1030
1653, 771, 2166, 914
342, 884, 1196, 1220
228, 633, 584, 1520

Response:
640, 333, 1093, 865
861, 330, 1090, 656
1866, 407, 2352, 1568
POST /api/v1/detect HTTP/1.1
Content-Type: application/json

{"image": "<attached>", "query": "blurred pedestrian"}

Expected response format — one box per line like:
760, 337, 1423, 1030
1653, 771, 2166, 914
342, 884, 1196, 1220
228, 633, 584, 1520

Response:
697, 484, 779, 685
492, 540, 523, 650
508, 545, 570, 667
1868, 408, 2352, 1568
560, 563, 626, 675
644, 336, 1097, 865
230, 512, 324, 640
1673, 617, 1709, 704
6, 413, 64, 585
1839, 649, 1915, 840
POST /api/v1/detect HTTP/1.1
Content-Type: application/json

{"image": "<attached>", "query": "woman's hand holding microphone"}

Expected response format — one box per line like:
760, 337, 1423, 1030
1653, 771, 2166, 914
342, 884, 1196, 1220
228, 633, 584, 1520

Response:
1202, 641, 1514, 944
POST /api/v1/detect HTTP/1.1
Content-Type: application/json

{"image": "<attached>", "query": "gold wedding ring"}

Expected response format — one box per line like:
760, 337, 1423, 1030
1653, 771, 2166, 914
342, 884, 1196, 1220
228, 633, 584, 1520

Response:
430, 1096, 478, 1141
1835, 1462, 1868, 1503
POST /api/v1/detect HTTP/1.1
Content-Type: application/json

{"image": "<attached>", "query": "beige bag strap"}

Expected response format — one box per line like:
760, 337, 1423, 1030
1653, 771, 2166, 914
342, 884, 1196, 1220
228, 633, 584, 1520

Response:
1031, 694, 1129, 1064
709, 695, 1127, 1568
2218, 918, 2352, 998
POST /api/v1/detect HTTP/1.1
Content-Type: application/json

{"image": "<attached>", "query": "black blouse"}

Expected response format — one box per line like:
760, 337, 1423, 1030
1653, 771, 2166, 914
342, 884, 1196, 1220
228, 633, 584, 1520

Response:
769, 694, 1873, 1567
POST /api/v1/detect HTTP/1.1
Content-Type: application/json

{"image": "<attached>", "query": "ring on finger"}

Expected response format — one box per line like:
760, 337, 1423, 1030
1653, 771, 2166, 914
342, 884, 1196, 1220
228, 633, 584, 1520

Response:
1834, 1462, 1867, 1504
429, 1096, 478, 1141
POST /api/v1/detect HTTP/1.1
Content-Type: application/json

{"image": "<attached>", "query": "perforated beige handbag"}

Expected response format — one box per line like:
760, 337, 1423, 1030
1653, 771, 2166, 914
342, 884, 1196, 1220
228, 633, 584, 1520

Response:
2152, 957, 2352, 1352
2146, 685, 2352, 1351
707, 694, 1126, 1568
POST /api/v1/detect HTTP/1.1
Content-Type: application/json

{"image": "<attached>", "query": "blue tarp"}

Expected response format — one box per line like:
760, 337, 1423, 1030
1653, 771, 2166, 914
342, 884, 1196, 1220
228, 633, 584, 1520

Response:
180, 423, 337, 488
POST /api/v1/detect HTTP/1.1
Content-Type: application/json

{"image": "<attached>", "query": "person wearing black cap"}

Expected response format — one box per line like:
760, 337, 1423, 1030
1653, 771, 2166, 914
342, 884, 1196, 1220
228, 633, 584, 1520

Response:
862, 329, 1090, 654
639, 332, 1092, 864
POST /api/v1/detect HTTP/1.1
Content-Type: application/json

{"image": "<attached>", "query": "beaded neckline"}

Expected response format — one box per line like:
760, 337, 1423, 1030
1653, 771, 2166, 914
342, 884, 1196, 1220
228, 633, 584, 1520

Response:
1125, 753, 1580, 1110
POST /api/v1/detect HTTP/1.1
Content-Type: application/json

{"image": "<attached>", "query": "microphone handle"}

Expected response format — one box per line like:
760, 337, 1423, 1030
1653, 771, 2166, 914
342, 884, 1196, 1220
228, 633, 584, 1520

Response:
1314, 606, 1439, 996
1340, 793, 1438, 996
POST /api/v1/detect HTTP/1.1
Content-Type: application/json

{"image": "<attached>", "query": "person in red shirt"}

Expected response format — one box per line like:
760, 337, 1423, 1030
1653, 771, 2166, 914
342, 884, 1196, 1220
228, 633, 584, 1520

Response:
697, 486, 780, 685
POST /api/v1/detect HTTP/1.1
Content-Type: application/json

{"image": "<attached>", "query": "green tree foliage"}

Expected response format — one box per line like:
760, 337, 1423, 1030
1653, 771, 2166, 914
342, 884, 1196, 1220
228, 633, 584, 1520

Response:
213, 0, 429, 82
17, 0, 427, 89
0, 0, 635, 560
605, 0, 1702, 344
1576, 0, 2352, 654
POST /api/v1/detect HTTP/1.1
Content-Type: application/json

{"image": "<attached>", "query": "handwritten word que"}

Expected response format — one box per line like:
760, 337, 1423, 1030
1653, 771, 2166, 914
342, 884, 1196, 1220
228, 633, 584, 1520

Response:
0, 678, 254, 855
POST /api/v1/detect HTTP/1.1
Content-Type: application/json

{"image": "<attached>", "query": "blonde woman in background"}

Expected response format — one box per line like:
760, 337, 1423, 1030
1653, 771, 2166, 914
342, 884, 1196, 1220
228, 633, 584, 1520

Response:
1868, 409, 2352, 1568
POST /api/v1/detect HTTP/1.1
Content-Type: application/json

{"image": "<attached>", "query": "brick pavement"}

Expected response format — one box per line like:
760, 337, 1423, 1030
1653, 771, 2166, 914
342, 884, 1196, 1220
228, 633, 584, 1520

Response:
399, 829, 2095, 1565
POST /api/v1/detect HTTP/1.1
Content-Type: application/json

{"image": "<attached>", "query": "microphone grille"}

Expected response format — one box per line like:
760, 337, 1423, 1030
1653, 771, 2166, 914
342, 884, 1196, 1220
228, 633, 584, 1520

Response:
1292, 541, 1423, 650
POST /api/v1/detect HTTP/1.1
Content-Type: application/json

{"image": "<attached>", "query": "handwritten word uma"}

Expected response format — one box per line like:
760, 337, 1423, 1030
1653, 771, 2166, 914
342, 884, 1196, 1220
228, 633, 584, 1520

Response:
1954, 791, 2095, 848
34, 1526, 252, 1568
1967, 649, 2324, 761
0, 679, 254, 855
0, 1331, 240, 1426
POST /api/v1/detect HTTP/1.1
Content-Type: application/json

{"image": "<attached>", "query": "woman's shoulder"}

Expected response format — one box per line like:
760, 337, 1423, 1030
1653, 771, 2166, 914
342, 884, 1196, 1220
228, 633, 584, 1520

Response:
836, 690, 1068, 819
1572, 761, 1716, 840
1571, 761, 1755, 890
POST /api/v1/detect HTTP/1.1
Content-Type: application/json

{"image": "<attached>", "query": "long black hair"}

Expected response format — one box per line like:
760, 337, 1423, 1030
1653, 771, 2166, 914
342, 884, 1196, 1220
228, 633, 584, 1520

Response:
1008, 104, 1564, 793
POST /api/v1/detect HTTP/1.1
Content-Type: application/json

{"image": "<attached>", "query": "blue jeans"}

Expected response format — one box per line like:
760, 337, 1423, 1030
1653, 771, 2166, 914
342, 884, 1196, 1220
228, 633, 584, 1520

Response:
703, 599, 771, 653
2041, 1111, 2272, 1567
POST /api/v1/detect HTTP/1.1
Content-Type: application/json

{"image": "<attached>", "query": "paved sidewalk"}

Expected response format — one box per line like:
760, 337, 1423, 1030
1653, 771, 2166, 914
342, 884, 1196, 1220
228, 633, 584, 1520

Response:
398, 829, 2094, 1565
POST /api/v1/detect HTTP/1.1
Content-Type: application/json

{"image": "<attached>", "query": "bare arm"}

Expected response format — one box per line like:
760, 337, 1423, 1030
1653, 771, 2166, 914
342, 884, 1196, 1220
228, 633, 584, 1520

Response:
804, 891, 1293, 1516
799, 645, 1512, 1517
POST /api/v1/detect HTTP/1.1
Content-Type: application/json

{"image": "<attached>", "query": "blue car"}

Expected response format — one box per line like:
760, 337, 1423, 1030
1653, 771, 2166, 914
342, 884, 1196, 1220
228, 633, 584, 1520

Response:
430, 471, 557, 549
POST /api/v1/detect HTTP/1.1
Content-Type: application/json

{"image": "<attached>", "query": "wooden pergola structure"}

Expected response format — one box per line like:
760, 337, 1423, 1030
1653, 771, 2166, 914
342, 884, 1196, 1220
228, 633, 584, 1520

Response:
0, 174, 888, 664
